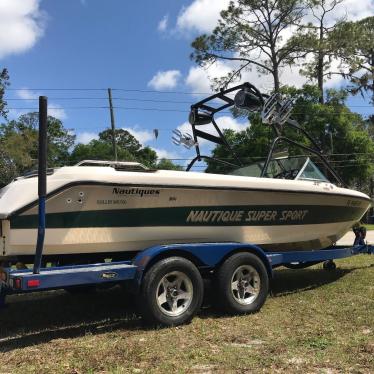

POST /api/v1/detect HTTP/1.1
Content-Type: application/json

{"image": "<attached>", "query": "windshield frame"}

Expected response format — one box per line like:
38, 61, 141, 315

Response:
228, 156, 330, 182
294, 157, 330, 182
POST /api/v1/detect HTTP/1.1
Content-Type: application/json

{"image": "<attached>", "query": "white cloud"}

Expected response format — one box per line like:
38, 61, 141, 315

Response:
158, 14, 168, 32
341, 0, 374, 21
178, 115, 248, 146
185, 62, 232, 94
148, 70, 181, 90
48, 106, 67, 120
176, 0, 231, 33
16, 88, 37, 100
303, 0, 374, 25
76, 131, 98, 144
122, 126, 154, 144
16, 88, 67, 120
0, 0, 46, 59
185, 60, 278, 95
152, 147, 180, 160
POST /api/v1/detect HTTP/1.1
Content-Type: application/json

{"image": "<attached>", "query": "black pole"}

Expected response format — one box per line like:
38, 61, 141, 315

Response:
33, 96, 48, 274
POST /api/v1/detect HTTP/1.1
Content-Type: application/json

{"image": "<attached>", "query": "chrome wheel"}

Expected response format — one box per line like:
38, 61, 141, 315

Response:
231, 265, 260, 305
156, 271, 193, 317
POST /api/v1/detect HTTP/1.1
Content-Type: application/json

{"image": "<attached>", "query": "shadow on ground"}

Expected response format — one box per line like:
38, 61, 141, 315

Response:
269, 266, 353, 297
0, 264, 363, 351
0, 286, 145, 352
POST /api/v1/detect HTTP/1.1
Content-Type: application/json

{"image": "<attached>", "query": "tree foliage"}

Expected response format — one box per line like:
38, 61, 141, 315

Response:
70, 130, 185, 170
98, 128, 142, 154
0, 113, 76, 186
191, 0, 373, 104
331, 16, 374, 103
191, 0, 306, 92
291, 0, 346, 103
69, 140, 136, 165
0, 118, 184, 187
70, 128, 158, 167
156, 158, 184, 171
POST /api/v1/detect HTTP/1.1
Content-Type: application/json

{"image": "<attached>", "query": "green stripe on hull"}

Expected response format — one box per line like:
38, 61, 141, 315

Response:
10, 205, 365, 229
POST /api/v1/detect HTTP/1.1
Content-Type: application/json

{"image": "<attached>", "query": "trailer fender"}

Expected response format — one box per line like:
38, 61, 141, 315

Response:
130, 243, 273, 292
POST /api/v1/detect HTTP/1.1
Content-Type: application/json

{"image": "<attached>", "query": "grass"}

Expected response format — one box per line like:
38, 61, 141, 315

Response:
0, 255, 373, 373
364, 224, 374, 231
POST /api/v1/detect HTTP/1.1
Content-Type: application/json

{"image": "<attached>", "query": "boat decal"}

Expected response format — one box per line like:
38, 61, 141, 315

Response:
112, 187, 160, 197
186, 209, 309, 224
10, 205, 366, 229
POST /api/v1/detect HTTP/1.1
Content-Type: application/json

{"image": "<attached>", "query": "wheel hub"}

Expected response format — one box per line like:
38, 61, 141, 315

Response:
231, 265, 261, 305
156, 271, 193, 317
167, 287, 179, 299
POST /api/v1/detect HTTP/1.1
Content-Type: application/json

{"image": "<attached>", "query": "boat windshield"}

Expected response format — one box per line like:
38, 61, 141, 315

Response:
229, 157, 329, 182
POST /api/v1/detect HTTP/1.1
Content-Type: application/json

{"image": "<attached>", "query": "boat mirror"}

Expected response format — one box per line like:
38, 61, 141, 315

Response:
234, 89, 262, 111
189, 110, 212, 126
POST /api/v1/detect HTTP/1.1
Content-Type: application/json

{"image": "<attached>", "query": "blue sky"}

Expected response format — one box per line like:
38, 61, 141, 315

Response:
1, 0, 373, 169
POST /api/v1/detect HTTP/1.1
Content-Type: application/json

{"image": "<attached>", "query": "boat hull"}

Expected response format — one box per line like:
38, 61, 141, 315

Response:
1, 183, 370, 259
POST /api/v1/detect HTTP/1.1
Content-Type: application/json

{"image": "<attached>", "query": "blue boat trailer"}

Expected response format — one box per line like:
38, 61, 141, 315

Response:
0, 242, 372, 326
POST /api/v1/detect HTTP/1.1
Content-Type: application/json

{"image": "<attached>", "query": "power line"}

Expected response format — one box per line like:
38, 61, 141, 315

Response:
5, 105, 374, 115
5, 87, 211, 95
6, 88, 108, 92
4, 97, 373, 109
4, 96, 373, 108
6, 86, 372, 102
5, 97, 197, 105
6, 106, 191, 112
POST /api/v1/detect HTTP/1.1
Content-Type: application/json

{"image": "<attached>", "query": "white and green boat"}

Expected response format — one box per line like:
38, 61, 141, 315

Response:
0, 83, 370, 265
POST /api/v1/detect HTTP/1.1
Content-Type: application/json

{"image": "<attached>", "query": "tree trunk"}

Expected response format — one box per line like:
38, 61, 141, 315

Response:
273, 68, 280, 93
272, 50, 280, 93
317, 21, 324, 104
317, 53, 324, 104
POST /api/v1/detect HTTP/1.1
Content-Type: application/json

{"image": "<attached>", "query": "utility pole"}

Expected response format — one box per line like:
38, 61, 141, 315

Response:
107, 88, 117, 161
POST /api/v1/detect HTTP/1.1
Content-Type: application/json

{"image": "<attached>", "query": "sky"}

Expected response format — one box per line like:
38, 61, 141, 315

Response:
1, 0, 373, 169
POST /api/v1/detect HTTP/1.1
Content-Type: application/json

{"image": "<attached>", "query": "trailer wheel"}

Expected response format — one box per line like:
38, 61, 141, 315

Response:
323, 260, 336, 271
215, 252, 269, 314
139, 257, 204, 326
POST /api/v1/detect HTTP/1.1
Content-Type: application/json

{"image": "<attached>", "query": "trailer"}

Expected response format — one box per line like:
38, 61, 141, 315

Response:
1, 242, 372, 326
0, 96, 373, 326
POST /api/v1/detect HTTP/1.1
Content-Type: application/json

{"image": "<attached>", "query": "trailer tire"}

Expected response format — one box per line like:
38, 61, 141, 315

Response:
139, 257, 204, 326
215, 252, 268, 315
323, 260, 336, 271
